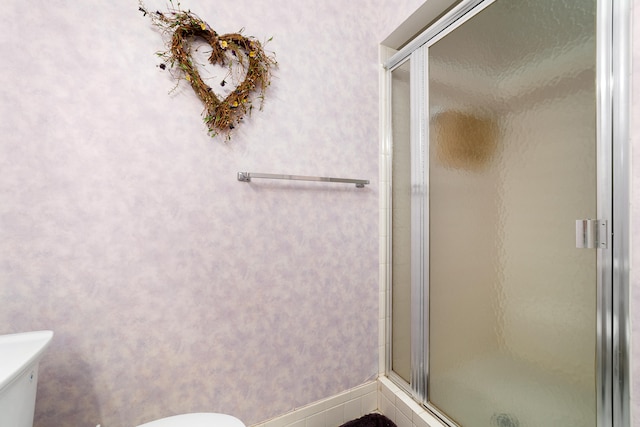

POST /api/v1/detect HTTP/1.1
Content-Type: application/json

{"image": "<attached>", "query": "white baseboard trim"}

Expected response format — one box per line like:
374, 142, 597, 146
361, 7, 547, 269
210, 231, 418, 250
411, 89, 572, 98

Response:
376, 377, 445, 427
251, 381, 378, 427
252, 377, 446, 427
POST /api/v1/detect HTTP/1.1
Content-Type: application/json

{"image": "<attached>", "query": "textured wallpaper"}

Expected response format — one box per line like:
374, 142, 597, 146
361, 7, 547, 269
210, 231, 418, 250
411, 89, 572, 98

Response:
0, 1, 423, 427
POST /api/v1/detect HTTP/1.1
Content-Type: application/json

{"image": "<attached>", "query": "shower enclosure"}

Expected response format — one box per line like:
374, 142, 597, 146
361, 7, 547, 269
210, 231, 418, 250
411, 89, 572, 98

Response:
384, 0, 629, 426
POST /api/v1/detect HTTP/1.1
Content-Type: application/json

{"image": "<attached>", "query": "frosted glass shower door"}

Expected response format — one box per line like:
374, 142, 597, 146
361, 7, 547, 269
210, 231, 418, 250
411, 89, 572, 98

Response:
427, 0, 599, 426
391, 58, 412, 384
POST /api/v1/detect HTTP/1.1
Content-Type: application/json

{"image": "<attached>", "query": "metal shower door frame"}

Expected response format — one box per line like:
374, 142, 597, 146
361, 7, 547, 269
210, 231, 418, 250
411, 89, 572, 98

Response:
382, 0, 631, 425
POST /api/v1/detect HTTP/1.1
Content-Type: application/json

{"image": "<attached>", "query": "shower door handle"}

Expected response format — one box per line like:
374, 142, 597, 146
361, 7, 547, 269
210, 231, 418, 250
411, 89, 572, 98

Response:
576, 219, 607, 249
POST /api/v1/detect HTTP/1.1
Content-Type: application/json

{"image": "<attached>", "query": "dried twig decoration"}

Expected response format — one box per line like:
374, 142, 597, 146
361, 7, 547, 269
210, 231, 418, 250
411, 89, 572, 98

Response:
139, 1, 277, 139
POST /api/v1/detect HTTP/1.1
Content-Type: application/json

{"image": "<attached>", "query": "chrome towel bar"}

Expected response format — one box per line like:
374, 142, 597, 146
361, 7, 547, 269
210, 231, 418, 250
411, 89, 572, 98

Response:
237, 172, 369, 188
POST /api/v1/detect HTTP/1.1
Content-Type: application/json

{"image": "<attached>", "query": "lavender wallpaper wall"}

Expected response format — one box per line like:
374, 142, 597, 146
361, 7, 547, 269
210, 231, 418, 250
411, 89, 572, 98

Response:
0, 1, 425, 426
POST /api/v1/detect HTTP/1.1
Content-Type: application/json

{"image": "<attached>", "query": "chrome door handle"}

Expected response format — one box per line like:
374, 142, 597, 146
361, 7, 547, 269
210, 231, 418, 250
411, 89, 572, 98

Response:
576, 219, 607, 249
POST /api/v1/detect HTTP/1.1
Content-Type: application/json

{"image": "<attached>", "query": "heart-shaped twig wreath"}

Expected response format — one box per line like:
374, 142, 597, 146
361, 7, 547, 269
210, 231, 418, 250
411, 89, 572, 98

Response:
139, 1, 276, 139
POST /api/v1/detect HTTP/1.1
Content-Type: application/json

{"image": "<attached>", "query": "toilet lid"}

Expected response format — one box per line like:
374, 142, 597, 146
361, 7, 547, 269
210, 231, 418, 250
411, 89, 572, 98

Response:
137, 413, 246, 427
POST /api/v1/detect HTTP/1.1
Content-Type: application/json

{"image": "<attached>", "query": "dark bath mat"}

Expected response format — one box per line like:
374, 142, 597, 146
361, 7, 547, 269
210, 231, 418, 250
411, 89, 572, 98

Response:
339, 413, 397, 427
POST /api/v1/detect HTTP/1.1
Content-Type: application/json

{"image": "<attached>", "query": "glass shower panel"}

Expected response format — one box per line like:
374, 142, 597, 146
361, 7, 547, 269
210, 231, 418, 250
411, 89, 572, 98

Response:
391, 59, 412, 384
427, 0, 597, 426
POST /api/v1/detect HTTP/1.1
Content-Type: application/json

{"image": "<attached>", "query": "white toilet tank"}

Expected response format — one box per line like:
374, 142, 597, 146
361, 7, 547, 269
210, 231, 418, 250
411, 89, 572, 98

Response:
0, 331, 53, 427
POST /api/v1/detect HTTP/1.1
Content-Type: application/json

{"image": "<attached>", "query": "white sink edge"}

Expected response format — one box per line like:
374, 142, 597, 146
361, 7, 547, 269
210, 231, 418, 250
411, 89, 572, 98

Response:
0, 330, 54, 391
